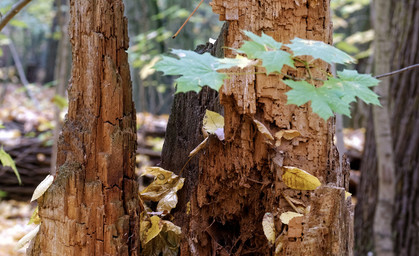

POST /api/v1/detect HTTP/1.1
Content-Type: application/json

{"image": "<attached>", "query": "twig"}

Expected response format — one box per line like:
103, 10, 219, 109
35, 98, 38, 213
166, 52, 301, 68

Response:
375, 63, 419, 79
172, 0, 204, 39
7, 37, 41, 109
0, 0, 32, 32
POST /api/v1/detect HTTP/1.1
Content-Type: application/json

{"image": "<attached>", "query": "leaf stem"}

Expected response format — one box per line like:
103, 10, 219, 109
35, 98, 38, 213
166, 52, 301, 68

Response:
172, 0, 204, 39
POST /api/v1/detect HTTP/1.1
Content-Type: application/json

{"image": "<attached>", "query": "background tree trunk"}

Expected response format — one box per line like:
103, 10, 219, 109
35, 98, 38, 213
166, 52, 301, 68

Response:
161, 0, 353, 255
355, 1, 419, 255
28, 0, 140, 255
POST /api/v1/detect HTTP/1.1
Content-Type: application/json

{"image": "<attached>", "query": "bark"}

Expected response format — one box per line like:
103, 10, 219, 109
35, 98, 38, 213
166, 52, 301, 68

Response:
355, 0, 419, 255
27, 1, 140, 255
161, 0, 353, 255
354, 113, 378, 255
371, 1, 396, 255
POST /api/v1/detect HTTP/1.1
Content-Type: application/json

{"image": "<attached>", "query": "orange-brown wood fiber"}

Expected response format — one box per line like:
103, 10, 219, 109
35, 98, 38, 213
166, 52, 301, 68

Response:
27, 1, 139, 255
180, 0, 353, 255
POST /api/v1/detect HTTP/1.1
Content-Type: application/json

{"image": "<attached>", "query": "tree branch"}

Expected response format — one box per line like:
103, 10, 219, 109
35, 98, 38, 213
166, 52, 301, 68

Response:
0, 0, 32, 32
375, 63, 419, 79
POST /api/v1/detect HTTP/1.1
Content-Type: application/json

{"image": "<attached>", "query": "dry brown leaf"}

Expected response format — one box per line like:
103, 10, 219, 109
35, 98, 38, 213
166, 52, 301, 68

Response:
254, 120, 274, 142
279, 211, 304, 225
282, 166, 321, 190
274, 130, 301, 147
262, 212, 276, 246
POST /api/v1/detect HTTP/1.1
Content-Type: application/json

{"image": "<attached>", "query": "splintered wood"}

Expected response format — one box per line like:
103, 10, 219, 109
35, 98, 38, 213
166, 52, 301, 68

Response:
183, 0, 353, 255
27, 1, 139, 255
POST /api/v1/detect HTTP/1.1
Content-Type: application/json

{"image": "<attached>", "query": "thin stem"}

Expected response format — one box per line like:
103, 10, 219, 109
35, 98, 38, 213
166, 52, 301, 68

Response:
0, 0, 32, 31
375, 63, 419, 79
172, 0, 204, 39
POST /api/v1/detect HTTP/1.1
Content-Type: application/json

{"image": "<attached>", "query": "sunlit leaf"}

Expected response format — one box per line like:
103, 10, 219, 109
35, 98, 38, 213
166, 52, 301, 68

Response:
31, 175, 54, 202
154, 49, 237, 93
262, 212, 276, 246
253, 120, 274, 142
28, 207, 41, 225
286, 37, 355, 64
15, 225, 40, 250
0, 146, 21, 185
282, 166, 321, 190
218, 55, 255, 69
203, 110, 224, 140
279, 211, 304, 225
238, 31, 295, 74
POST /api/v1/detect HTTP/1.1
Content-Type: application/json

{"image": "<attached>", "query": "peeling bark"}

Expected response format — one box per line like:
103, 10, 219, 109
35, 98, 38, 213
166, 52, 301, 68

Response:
162, 0, 353, 255
27, 1, 140, 255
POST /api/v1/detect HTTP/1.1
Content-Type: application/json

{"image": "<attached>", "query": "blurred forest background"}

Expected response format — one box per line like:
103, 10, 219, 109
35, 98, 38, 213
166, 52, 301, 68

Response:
0, 0, 417, 255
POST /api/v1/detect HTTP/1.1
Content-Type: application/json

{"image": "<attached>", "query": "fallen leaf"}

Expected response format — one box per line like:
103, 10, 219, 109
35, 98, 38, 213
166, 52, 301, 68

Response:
0, 146, 21, 185
157, 190, 179, 213
140, 167, 184, 213
15, 225, 40, 250
262, 212, 275, 246
282, 166, 321, 190
28, 207, 41, 225
274, 130, 301, 147
254, 120, 274, 142
144, 215, 163, 244
203, 110, 224, 135
31, 174, 54, 202
345, 191, 352, 199
280, 211, 304, 225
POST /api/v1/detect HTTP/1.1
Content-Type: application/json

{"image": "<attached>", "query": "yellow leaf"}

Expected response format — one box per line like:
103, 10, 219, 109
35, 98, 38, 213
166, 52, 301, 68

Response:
274, 130, 301, 147
15, 225, 40, 250
189, 137, 209, 157
279, 211, 304, 225
144, 216, 163, 244
254, 120, 274, 142
140, 167, 184, 213
262, 212, 275, 246
282, 166, 321, 190
203, 110, 224, 135
28, 207, 41, 225
186, 201, 191, 215
142, 167, 174, 185
345, 191, 352, 199
31, 174, 54, 202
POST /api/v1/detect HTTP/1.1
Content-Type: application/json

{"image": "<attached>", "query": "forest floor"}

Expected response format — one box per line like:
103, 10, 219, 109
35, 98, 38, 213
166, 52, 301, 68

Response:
0, 83, 364, 255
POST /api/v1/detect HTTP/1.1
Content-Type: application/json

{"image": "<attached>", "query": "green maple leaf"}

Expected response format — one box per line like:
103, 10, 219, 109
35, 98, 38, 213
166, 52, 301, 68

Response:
0, 146, 21, 185
238, 31, 295, 74
284, 80, 351, 120
324, 69, 381, 105
154, 49, 237, 93
259, 51, 295, 74
286, 38, 355, 65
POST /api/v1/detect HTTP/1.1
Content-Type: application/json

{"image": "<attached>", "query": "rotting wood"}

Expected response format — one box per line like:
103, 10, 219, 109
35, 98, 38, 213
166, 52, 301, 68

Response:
161, 0, 353, 255
27, 1, 140, 255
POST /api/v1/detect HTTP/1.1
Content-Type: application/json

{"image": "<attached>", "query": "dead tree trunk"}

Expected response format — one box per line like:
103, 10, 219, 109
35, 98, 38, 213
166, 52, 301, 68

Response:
28, 0, 140, 255
161, 0, 353, 255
